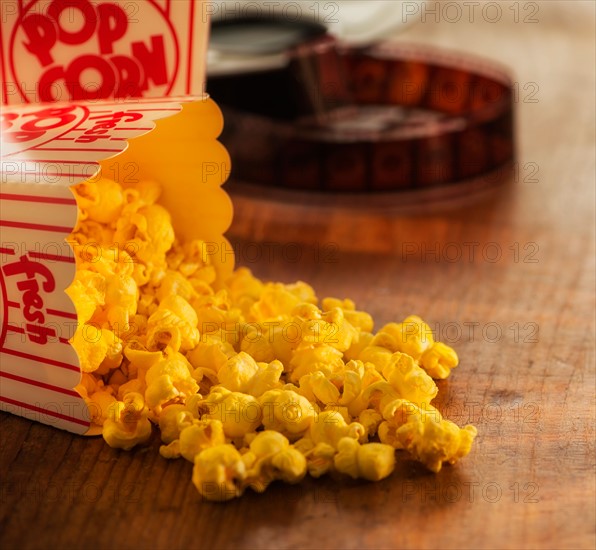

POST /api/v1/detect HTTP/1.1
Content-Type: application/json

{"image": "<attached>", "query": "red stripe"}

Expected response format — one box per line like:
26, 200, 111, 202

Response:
7, 301, 19, 308
1, 348, 80, 372
0, 396, 89, 428
0, 220, 73, 233
34, 147, 121, 153
0, 247, 16, 255
13, 172, 91, 178
46, 308, 78, 320
0, 13, 7, 105
113, 127, 153, 131
187, 0, 196, 95
29, 251, 75, 263
8, 158, 92, 165
6, 324, 71, 345
0, 371, 80, 397
0, 193, 76, 205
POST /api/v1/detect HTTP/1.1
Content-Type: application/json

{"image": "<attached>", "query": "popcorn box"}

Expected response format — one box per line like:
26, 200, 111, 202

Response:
0, 0, 233, 434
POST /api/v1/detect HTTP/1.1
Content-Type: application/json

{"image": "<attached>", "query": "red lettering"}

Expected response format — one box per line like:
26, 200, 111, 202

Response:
19, 0, 172, 101
74, 111, 144, 143
21, 106, 78, 132
88, 111, 143, 123
111, 55, 142, 98
1, 112, 19, 131
132, 35, 168, 90
25, 323, 58, 346
97, 3, 128, 54
48, 0, 96, 45
38, 65, 65, 102
3, 255, 55, 293
21, 13, 57, 66
65, 55, 116, 100
2, 254, 57, 344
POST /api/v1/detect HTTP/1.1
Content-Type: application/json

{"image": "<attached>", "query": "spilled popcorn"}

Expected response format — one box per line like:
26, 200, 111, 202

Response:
68, 176, 477, 501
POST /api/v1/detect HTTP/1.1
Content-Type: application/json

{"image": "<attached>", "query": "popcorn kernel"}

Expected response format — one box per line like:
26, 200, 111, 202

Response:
68, 177, 477, 501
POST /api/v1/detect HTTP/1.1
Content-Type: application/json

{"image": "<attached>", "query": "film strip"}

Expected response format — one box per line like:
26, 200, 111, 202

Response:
208, 42, 515, 197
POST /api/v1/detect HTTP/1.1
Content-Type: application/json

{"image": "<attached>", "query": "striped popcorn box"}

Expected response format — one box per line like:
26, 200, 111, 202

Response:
0, 1, 232, 433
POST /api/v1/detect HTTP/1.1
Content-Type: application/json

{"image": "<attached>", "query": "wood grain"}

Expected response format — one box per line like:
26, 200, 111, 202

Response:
1, 2, 594, 549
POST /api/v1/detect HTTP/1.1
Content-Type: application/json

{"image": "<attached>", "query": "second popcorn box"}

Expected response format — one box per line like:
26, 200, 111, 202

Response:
0, 0, 233, 434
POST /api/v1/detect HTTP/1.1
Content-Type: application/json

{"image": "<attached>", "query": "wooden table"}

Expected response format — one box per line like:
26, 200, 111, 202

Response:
1, 2, 594, 548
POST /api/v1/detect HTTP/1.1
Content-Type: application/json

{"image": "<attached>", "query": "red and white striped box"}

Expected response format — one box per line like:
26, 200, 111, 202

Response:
0, 0, 231, 433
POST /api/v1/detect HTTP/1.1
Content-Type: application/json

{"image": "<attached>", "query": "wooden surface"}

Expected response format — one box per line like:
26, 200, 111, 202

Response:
1, 2, 595, 549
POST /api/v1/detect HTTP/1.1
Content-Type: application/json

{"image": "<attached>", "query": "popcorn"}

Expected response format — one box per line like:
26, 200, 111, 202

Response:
379, 399, 478, 473
88, 389, 117, 425
299, 371, 340, 406
321, 298, 374, 332
217, 352, 259, 393
160, 418, 227, 462
67, 177, 477, 501
144, 352, 199, 414
260, 389, 317, 438
66, 271, 105, 325
199, 388, 262, 438
309, 410, 366, 448
242, 431, 306, 492
420, 342, 459, 379
102, 392, 152, 450
192, 445, 246, 501
186, 335, 237, 392
382, 352, 438, 406
146, 295, 200, 352
71, 327, 122, 374
293, 439, 336, 478
158, 404, 194, 444
249, 282, 316, 322
72, 177, 124, 225
334, 438, 396, 481
104, 273, 138, 329
288, 343, 344, 382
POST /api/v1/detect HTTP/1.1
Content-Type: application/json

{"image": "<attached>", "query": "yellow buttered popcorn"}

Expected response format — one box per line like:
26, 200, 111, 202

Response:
160, 418, 227, 462
379, 399, 477, 473
103, 392, 152, 451
67, 177, 477, 502
420, 341, 459, 379
158, 404, 193, 444
241, 431, 307, 493
146, 295, 200, 352
178, 419, 227, 462
381, 352, 438, 406
192, 444, 246, 501
72, 177, 124, 225
309, 410, 366, 448
334, 438, 396, 481
72, 326, 122, 374
144, 352, 199, 414
259, 389, 317, 439
293, 438, 336, 478
199, 388, 261, 438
